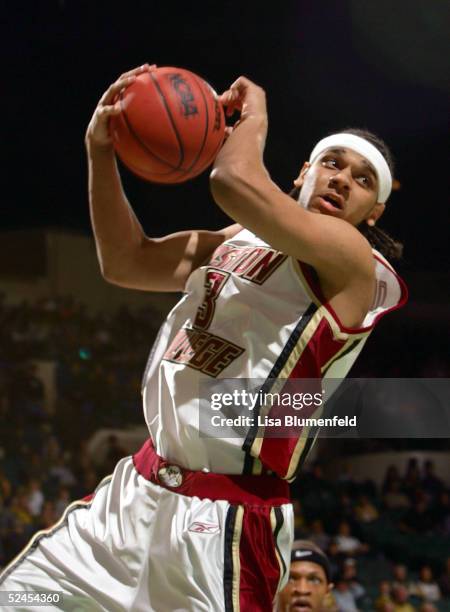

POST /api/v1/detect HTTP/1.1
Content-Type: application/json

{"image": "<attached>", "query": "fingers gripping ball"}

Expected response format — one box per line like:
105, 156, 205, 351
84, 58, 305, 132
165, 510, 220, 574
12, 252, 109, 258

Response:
109, 67, 226, 184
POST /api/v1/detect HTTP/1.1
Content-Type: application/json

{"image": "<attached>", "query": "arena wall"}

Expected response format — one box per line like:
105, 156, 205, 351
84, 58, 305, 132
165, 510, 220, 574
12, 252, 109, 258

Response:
0, 229, 178, 315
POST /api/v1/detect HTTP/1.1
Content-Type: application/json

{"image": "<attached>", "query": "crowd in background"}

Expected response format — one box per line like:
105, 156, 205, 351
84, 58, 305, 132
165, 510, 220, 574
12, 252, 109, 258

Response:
292, 460, 450, 610
0, 294, 449, 610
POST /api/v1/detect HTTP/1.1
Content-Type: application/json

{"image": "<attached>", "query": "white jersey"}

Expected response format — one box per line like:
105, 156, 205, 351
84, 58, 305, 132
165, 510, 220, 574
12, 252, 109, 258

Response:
142, 229, 407, 479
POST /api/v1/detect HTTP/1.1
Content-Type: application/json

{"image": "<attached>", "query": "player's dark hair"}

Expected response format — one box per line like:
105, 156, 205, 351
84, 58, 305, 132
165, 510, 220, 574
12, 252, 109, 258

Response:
289, 128, 403, 260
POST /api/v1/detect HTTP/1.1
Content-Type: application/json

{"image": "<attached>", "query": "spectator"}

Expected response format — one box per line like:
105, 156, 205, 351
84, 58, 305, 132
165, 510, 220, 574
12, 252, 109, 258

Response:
332, 573, 359, 612
4, 513, 33, 562
276, 540, 336, 612
391, 564, 414, 597
47, 455, 76, 489
378, 604, 395, 612
391, 585, 416, 612
334, 521, 369, 557
37, 501, 57, 530
10, 492, 33, 531
309, 518, 331, 552
54, 486, 71, 519
25, 478, 44, 518
418, 604, 437, 612
354, 495, 379, 523
375, 580, 393, 611
411, 566, 441, 603
341, 558, 366, 603
327, 541, 344, 581
383, 480, 411, 511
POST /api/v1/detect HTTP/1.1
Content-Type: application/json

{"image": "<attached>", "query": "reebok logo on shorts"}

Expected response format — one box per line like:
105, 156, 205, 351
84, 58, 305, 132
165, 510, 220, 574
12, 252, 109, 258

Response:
188, 522, 220, 534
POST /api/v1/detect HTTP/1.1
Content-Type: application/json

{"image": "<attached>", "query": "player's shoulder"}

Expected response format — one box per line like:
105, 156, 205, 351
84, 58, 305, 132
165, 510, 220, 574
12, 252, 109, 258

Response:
214, 223, 244, 243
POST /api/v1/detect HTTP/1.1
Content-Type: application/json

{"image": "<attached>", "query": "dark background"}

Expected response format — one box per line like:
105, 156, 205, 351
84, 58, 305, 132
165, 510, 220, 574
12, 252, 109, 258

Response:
4, 1, 449, 271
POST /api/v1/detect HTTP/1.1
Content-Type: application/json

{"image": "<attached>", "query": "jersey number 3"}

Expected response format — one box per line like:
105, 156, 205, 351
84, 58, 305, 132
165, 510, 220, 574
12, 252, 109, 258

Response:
194, 270, 229, 330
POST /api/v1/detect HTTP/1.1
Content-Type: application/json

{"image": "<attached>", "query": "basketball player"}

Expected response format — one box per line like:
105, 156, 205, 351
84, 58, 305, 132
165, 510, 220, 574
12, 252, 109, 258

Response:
276, 541, 335, 612
0, 64, 407, 611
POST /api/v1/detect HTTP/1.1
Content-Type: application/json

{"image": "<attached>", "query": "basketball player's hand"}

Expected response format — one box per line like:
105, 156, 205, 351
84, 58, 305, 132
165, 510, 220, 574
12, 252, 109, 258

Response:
85, 64, 156, 151
218, 76, 268, 133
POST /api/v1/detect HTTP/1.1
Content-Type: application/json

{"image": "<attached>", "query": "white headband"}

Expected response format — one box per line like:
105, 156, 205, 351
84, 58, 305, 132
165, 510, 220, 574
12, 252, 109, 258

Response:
309, 133, 392, 203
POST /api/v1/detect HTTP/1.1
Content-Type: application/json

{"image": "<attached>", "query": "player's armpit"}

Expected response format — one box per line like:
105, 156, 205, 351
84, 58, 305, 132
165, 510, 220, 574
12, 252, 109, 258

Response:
103, 224, 242, 292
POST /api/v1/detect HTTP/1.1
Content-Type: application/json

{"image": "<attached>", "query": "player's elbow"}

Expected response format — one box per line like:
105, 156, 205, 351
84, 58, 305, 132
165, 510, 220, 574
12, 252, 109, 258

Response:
210, 165, 241, 190
210, 167, 235, 210
97, 246, 135, 287
99, 260, 124, 286
209, 165, 253, 212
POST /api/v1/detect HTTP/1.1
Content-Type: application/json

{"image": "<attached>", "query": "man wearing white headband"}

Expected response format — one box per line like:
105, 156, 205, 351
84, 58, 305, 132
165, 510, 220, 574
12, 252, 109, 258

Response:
289, 126, 402, 261
212, 75, 406, 329
307, 132, 393, 204
2, 69, 406, 611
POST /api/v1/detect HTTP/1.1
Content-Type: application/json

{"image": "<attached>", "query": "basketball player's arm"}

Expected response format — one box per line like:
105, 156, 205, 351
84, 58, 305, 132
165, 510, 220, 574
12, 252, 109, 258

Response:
87, 148, 241, 291
210, 78, 375, 321
86, 64, 242, 292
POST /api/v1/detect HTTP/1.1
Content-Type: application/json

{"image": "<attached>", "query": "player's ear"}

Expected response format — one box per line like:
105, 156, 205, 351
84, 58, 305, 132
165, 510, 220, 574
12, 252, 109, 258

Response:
366, 202, 385, 227
293, 162, 310, 188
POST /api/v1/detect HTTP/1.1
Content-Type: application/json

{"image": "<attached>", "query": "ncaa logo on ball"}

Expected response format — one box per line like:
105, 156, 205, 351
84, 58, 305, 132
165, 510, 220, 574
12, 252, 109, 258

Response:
168, 73, 198, 118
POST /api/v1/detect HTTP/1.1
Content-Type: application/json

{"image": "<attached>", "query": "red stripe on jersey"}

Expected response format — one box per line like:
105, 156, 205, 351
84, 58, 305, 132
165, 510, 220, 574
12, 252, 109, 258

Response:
239, 506, 281, 611
298, 257, 408, 334
257, 316, 345, 479
291, 317, 346, 378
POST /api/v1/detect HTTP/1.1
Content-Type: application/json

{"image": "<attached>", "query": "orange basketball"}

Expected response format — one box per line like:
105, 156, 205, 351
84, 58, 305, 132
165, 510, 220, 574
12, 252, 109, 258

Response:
109, 66, 226, 184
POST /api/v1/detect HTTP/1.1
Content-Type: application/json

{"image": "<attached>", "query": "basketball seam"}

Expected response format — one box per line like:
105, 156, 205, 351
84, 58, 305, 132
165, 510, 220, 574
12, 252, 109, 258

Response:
200, 129, 226, 172
194, 80, 225, 171
118, 156, 182, 179
149, 71, 185, 170
120, 90, 181, 172
184, 74, 210, 174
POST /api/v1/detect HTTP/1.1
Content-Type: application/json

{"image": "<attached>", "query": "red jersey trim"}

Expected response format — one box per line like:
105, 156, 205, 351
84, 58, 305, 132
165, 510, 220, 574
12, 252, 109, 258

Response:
133, 439, 290, 506
297, 252, 408, 335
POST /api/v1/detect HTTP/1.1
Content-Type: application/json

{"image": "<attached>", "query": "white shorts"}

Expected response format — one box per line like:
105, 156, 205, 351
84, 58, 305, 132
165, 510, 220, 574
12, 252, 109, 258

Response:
0, 441, 293, 611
